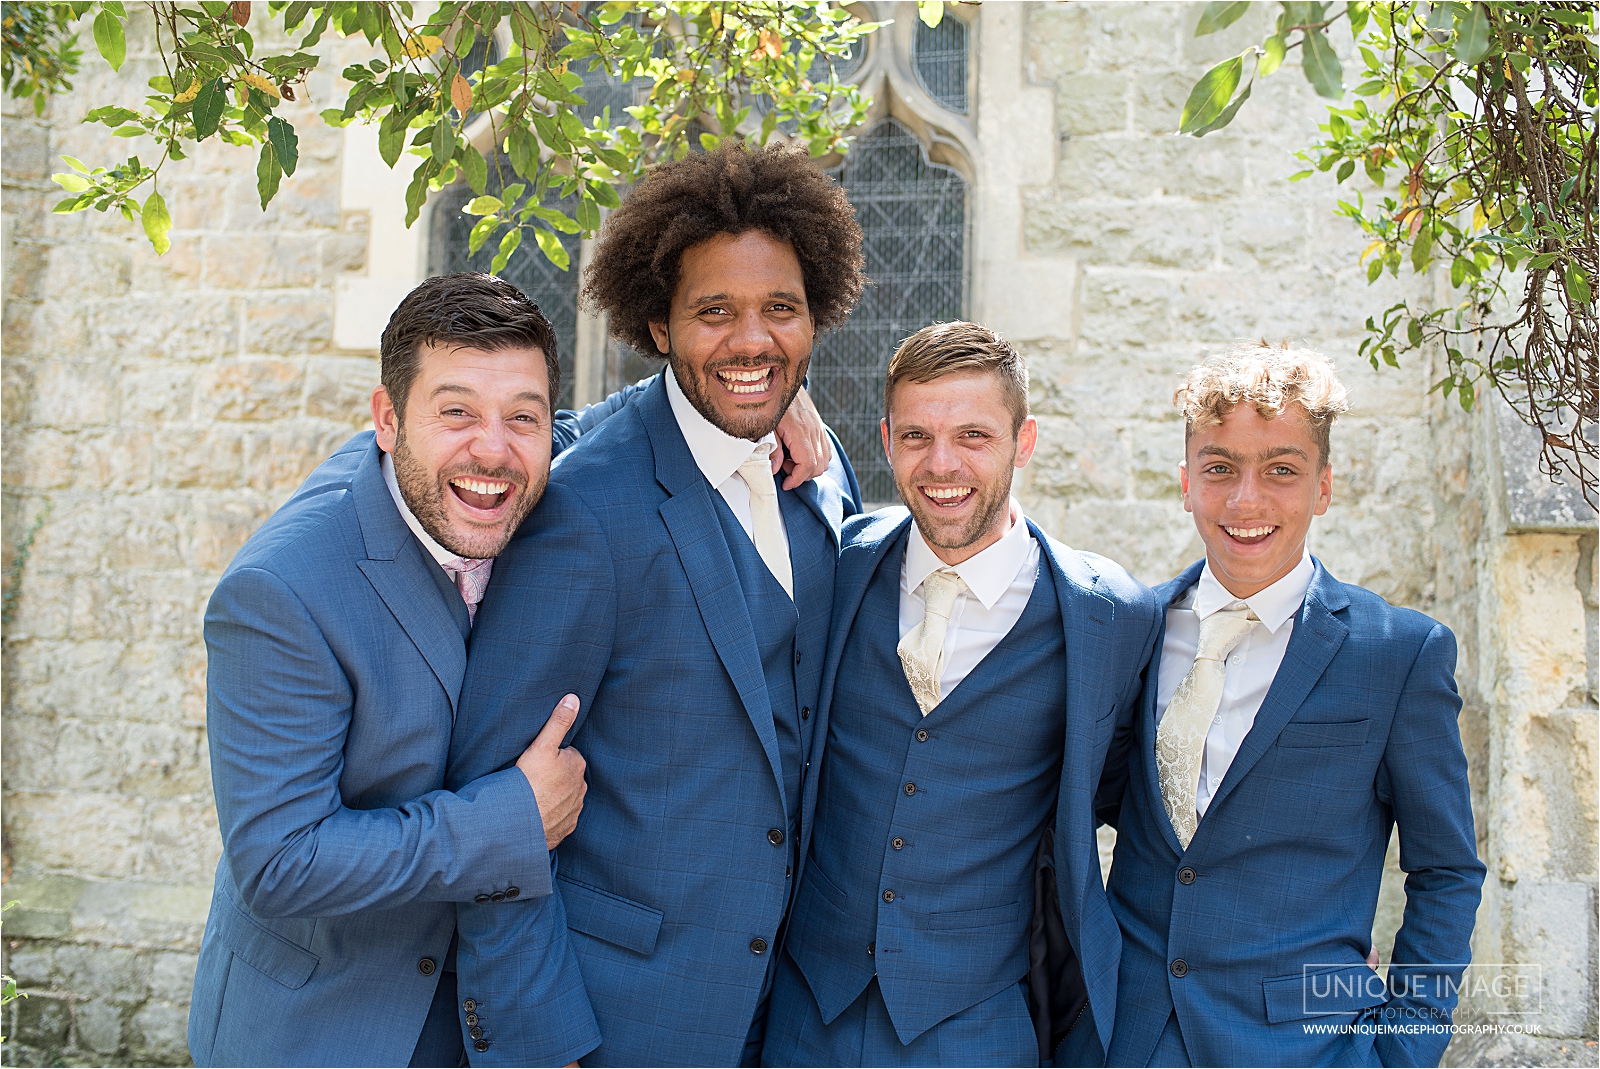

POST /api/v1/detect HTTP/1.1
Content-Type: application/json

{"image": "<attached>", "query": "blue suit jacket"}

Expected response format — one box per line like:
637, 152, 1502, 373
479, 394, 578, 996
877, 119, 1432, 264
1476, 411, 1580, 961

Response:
1101, 558, 1485, 1068
188, 434, 554, 1067
188, 388, 644, 1067
445, 374, 862, 1066
791, 509, 1159, 1059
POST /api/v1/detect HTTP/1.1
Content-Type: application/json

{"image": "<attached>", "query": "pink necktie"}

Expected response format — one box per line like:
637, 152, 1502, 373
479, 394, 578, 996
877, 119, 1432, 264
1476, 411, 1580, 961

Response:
440, 557, 494, 623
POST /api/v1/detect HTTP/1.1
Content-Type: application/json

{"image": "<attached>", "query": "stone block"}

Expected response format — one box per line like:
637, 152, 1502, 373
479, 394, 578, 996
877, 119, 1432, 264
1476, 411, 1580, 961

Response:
188, 499, 274, 572
153, 424, 246, 488
73, 427, 155, 490
1219, 199, 1310, 270
52, 944, 149, 1005
100, 495, 189, 571
120, 721, 210, 799
1040, 497, 1202, 585
204, 233, 322, 290
161, 174, 230, 232
244, 422, 356, 493
320, 228, 369, 277
4, 791, 144, 879
127, 999, 192, 1065
146, 951, 199, 1005
119, 365, 198, 423
73, 294, 240, 362
27, 360, 119, 427
129, 235, 204, 292
4, 428, 78, 489
2, 357, 34, 424
1, 115, 49, 180
1125, 418, 1187, 499
63, 880, 211, 953
1027, 415, 1129, 502
305, 356, 379, 421
3, 944, 57, 989
1055, 73, 1128, 137
223, 164, 341, 232
72, 998, 125, 1055
243, 296, 334, 357
10, 993, 71, 1051
1027, 200, 1217, 269
48, 719, 126, 792
43, 243, 132, 298
1078, 271, 1174, 350
1087, 3, 1186, 72
142, 801, 222, 884
1131, 70, 1195, 134
199, 359, 305, 421
1509, 881, 1595, 1036
1179, 1, 1277, 66
2, 714, 61, 790
1025, 3, 1092, 79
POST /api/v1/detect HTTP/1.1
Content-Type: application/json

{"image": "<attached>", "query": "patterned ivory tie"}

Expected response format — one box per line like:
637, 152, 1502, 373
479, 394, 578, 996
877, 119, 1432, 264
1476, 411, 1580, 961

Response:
440, 556, 494, 624
898, 568, 968, 716
1155, 606, 1257, 848
737, 443, 793, 599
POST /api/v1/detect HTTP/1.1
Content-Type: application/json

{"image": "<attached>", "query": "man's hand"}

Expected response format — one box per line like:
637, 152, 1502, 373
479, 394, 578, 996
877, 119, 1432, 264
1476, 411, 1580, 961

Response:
772, 387, 833, 490
515, 694, 587, 850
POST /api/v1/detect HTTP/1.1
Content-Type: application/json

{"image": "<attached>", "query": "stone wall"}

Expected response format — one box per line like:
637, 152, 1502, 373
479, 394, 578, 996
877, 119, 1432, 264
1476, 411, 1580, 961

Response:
1, 4, 1593, 1066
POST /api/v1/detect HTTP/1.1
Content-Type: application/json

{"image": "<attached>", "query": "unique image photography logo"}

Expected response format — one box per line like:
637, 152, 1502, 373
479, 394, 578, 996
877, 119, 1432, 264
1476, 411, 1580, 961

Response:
1297, 963, 1543, 1038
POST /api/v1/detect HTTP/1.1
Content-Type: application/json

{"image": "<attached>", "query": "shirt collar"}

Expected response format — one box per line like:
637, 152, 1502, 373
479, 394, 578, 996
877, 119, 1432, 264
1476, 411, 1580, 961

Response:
381, 451, 473, 568
904, 500, 1036, 610
1192, 548, 1313, 634
665, 364, 779, 489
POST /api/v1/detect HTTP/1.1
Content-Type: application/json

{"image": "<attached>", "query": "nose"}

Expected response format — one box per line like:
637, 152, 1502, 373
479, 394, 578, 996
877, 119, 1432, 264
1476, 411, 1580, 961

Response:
923, 435, 962, 477
1228, 468, 1267, 512
727, 307, 776, 359
469, 414, 513, 464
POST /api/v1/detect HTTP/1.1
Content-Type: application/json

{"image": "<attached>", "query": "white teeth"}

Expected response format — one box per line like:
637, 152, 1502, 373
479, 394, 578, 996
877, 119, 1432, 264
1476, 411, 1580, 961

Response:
717, 368, 772, 394
1224, 525, 1276, 539
924, 486, 972, 500
451, 477, 510, 496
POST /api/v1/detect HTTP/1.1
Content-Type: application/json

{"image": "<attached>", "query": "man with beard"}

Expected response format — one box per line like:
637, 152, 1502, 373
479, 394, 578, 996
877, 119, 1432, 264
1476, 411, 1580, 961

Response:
763, 322, 1159, 1068
444, 141, 866, 1067
189, 273, 835, 1067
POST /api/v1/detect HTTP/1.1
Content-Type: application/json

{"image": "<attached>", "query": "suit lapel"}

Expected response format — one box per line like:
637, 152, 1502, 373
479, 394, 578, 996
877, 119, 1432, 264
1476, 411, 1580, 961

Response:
790, 469, 844, 552
349, 443, 468, 715
1200, 561, 1349, 819
641, 382, 788, 808
1143, 561, 1207, 856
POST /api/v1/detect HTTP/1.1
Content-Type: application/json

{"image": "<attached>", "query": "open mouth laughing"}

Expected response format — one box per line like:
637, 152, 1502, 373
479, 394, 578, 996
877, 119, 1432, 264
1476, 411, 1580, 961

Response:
715, 366, 776, 397
921, 485, 974, 508
1222, 524, 1277, 545
449, 475, 514, 514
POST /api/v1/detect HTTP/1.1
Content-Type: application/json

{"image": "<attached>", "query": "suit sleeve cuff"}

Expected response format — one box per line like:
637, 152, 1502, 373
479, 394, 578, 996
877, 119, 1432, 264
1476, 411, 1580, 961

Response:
456, 766, 553, 899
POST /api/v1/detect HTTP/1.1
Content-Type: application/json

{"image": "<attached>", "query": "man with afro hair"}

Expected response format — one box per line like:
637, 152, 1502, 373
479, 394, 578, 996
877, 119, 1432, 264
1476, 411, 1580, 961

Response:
444, 139, 868, 1067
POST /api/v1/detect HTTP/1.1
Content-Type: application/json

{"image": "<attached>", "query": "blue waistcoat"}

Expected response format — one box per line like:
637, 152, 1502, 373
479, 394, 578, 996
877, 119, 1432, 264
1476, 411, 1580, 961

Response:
708, 484, 832, 854
786, 530, 1067, 1044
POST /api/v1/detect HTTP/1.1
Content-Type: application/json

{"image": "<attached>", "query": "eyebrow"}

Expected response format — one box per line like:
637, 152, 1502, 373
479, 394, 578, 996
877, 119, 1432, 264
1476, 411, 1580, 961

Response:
687, 289, 807, 307
429, 383, 550, 409
1196, 444, 1311, 462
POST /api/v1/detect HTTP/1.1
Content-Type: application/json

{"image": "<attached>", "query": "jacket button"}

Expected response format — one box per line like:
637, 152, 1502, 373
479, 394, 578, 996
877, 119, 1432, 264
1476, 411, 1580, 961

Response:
801, 707, 810, 720
904, 782, 917, 796
462, 999, 477, 1012
750, 937, 768, 955
465, 1013, 478, 1027
418, 958, 436, 976
474, 894, 490, 904
915, 728, 929, 742
469, 1026, 484, 1040
882, 889, 895, 903
505, 886, 519, 899
1171, 958, 1189, 978
891, 836, 905, 850
867, 942, 875, 956
474, 1040, 489, 1053
1178, 867, 1196, 885
795, 651, 802, 665
768, 828, 785, 846
490, 891, 506, 903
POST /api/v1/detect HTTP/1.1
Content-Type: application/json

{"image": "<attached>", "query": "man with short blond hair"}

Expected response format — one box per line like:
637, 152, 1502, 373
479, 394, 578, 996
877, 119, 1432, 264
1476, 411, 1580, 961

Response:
1099, 343, 1485, 1067
764, 321, 1159, 1066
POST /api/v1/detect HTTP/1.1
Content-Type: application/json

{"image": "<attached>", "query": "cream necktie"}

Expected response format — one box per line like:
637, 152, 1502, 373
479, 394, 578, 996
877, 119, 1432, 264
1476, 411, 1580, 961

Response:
736, 444, 792, 599
898, 568, 968, 716
1155, 606, 1258, 848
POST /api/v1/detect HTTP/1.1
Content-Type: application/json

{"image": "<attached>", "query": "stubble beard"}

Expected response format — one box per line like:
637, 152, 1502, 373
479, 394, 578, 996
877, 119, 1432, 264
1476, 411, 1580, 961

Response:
391, 428, 545, 560
900, 450, 1016, 554
668, 348, 805, 442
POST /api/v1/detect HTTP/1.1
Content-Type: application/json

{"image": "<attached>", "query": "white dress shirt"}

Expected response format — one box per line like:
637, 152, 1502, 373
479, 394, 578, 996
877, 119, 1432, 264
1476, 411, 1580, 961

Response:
665, 365, 791, 560
381, 452, 483, 570
898, 501, 1042, 699
1154, 549, 1314, 815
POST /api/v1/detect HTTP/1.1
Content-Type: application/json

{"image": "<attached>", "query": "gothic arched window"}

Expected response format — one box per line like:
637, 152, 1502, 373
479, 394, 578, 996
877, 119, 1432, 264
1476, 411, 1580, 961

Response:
813, 118, 968, 503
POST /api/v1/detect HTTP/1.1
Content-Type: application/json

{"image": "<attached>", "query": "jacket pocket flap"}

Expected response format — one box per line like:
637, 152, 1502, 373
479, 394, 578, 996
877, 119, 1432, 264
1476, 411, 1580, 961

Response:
1263, 965, 1388, 1023
558, 875, 663, 957
1276, 718, 1371, 749
217, 889, 319, 990
926, 898, 1025, 931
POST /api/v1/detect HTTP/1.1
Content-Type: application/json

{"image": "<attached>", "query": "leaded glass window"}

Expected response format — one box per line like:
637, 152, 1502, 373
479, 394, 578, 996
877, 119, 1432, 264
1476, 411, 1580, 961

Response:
913, 15, 968, 114
813, 118, 967, 503
429, 172, 582, 410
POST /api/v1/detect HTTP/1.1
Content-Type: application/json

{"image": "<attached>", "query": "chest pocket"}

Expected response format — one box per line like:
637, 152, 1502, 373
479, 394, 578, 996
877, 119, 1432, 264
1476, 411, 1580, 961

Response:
1277, 718, 1371, 749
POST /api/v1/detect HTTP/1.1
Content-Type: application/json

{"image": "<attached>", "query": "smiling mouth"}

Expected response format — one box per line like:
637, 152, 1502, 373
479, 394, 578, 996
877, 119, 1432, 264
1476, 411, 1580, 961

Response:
1223, 524, 1277, 545
716, 367, 775, 396
449, 476, 512, 512
921, 485, 974, 509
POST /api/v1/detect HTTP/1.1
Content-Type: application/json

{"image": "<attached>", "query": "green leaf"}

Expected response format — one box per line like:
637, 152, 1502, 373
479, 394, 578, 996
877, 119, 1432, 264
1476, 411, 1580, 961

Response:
378, 108, 407, 168
192, 78, 226, 138
52, 172, 90, 192
404, 165, 431, 227
256, 141, 282, 209
468, 214, 498, 255
1288, 168, 1315, 181
381, 20, 404, 62
462, 148, 488, 195
533, 227, 570, 269
1454, 3, 1491, 65
1411, 225, 1433, 271
1457, 378, 1475, 411
575, 195, 601, 231
1347, 1, 1370, 38
1188, 78, 1252, 136
1367, 257, 1384, 283
431, 119, 453, 165
1527, 252, 1560, 271
588, 179, 620, 209
1406, 318, 1424, 346
759, 108, 778, 146
141, 190, 171, 254
1179, 55, 1243, 134
1195, 1, 1252, 35
464, 195, 503, 215
1258, 34, 1287, 77
917, 0, 943, 28
491, 227, 523, 273
1301, 28, 1343, 99
93, 9, 126, 71
1336, 159, 1355, 182
529, 204, 581, 233
267, 116, 299, 177
1565, 265, 1592, 305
